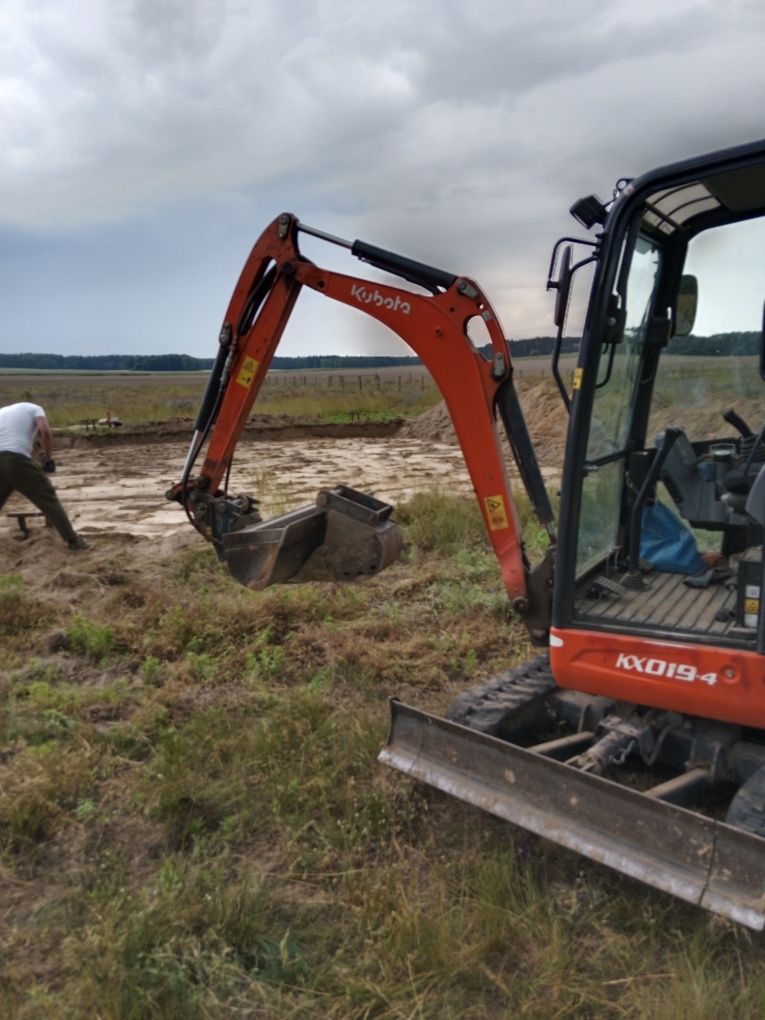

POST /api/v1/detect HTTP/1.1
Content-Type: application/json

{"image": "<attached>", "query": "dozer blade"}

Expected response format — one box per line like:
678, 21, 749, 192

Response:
380, 700, 765, 929
222, 485, 403, 589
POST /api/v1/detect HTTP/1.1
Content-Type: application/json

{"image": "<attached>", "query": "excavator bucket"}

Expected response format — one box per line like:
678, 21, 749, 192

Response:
380, 700, 765, 929
221, 485, 403, 589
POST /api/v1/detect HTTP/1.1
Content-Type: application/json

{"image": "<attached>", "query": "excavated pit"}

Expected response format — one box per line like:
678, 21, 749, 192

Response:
2, 382, 568, 544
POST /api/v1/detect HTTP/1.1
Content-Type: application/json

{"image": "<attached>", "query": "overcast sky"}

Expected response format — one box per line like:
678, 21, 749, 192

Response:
2, 0, 765, 359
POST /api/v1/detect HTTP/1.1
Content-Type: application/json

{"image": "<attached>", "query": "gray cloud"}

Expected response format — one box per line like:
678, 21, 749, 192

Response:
1, 0, 765, 355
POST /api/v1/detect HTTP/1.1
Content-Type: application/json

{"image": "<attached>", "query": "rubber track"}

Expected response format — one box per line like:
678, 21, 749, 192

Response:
727, 765, 765, 837
445, 654, 557, 735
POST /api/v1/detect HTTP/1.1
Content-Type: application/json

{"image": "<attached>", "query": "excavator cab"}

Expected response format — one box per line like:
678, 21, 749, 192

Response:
381, 142, 765, 929
554, 152, 765, 699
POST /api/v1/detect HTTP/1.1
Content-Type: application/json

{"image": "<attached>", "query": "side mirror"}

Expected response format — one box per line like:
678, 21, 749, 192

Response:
674, 274, 698, 337
553, 245, 573, 328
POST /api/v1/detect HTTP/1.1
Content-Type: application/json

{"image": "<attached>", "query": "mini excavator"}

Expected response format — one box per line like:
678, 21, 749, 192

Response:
171, 139, 765, 927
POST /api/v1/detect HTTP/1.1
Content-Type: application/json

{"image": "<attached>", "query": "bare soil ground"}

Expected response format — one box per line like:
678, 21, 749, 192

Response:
2, 383, 567, 554
0, 386, 566, 661
3, 368, 751, 589
2, 429, 485, 547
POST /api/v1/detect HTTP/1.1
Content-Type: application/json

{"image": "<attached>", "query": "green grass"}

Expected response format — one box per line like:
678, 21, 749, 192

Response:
65, 614, 117, 662
0, 370, 441, 428
1, 492, 765, 1018
253, 386, 441, 423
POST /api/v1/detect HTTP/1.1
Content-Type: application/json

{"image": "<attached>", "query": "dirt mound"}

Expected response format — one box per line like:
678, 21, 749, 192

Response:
399, 377, 569, 468
397, 402, 460, 445
517, 379, 570, 466
0, 529, 199, 610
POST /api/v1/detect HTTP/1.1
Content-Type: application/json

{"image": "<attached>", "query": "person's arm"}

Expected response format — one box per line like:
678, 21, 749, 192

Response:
34, 414, 54, 459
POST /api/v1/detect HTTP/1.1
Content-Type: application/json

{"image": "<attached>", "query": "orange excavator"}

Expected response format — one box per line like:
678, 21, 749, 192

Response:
171, 138, 765, 927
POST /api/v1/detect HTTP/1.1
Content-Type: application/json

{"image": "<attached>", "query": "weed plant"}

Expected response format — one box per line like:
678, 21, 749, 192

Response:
65, 614, 116, 662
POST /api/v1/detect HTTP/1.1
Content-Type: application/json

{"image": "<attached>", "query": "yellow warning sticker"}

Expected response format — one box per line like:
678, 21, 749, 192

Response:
745, 598, 760, 616
235, 356, 259, 388
572, 367, 583, 390
485, 494, 509, 531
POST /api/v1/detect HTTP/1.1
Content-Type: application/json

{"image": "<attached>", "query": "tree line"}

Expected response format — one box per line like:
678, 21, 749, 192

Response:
0, 353, 422, 372
0, 353, 213, 372
667, 331, 760, 356
0, 339, 578, 373
0, 352, 431, 372
7, 331, 761, 372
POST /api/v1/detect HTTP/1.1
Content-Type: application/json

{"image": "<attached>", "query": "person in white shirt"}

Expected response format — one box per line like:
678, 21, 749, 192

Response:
0, 402, 89, 550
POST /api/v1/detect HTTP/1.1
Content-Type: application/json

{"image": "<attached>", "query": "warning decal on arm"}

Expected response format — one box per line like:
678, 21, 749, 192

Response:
484, 494, 509, 531
236, 356, 259, 388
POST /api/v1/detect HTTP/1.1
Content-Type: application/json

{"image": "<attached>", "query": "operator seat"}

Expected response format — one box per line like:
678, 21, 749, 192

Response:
746, 463, 765, 527
724, 427, 765, 510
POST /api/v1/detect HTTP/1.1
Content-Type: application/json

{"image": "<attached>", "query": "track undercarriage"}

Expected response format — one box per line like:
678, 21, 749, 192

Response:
380, 656, 765, 928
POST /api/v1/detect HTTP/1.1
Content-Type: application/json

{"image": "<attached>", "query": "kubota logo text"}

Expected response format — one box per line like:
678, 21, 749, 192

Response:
615, 653, 717, 686
350, 284, 412, 314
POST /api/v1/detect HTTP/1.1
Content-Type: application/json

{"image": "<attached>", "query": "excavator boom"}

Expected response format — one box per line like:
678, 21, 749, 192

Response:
171, 213, 554, 630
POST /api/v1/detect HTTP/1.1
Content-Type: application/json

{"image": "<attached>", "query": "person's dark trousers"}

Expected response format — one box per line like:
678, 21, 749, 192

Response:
0, 452, 77, 544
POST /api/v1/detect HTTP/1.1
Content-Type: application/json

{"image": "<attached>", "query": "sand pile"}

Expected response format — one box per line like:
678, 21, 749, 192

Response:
517, 379, 571, 466
398, 401, 460, 445
399, 377, 570, 469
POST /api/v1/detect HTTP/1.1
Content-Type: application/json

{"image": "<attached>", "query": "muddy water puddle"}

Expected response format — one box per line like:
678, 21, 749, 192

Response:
2, 437, 559, 541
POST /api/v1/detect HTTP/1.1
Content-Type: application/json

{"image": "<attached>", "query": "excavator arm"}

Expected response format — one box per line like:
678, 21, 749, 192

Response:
170, 213, 555, 637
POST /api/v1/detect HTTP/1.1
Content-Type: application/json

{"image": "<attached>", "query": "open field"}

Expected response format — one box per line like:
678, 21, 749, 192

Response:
1, 371, 765, 1017
0, 361, 560, 430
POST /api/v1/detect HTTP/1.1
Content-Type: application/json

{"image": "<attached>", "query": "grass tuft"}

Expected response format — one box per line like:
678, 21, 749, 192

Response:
65, 614, 116, 662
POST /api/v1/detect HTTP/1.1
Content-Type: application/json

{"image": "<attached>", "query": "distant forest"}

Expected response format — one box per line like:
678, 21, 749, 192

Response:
665, 331, 760, 356
0, 332, 757, 372
0, 337, 576, 372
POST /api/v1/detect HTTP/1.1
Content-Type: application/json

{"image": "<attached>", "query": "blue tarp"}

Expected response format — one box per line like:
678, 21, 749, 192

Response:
640, 501, 706, 575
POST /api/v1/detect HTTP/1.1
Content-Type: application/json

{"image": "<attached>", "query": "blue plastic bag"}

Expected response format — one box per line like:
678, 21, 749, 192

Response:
640, 502, 706, 574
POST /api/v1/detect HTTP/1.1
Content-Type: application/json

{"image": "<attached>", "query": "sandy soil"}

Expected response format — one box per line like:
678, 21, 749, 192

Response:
2, 432, 554, 549
1, 382, 568, 559
8, 368, 748, 558
400, 378, 570, 466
